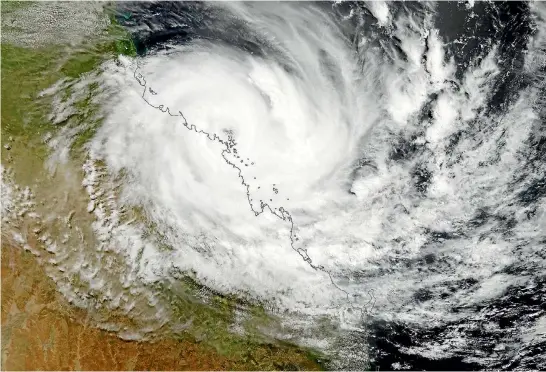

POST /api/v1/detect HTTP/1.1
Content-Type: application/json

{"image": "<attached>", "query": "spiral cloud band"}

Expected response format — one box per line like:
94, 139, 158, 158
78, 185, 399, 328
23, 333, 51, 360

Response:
93, 2, 383, 314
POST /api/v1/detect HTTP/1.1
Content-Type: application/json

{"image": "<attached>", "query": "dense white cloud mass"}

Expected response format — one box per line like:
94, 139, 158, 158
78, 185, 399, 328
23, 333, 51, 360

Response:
92, 2, 381, 315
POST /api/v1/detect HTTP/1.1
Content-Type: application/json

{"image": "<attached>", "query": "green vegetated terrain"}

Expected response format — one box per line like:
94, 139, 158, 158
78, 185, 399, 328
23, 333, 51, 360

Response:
1, 3, 137, 183
1, 2, 325, 370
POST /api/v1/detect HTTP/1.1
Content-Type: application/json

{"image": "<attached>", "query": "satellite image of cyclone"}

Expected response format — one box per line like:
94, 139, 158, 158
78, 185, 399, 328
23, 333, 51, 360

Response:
1, 1, 545, 371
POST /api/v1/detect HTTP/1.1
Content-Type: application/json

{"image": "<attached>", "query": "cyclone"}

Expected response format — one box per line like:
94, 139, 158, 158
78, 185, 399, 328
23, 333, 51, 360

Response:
93, 1, 381, 312
46, 1, 546, 369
